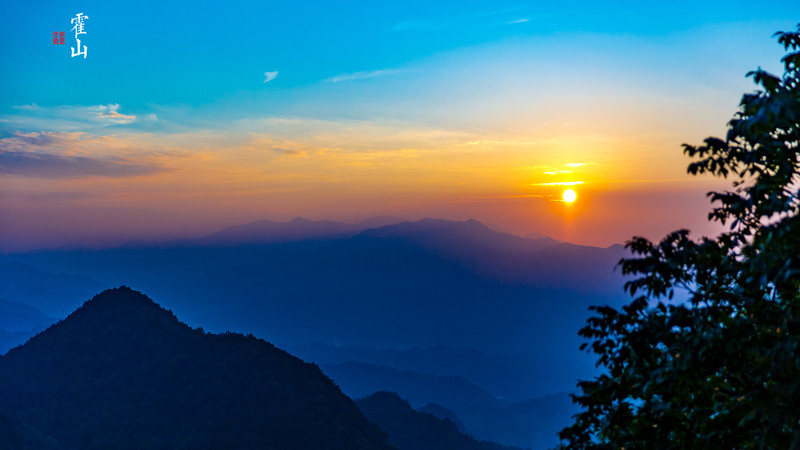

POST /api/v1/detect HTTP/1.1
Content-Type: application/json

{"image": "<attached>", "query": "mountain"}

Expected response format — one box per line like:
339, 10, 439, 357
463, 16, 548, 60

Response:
0, 411, 65, 450
418, 403, 469, 433
0, 287, 391, 450
0, 298, 53, 333
0, 298, 54, 355
356, 391, 523, 450
0, 262, 105, 317
1, 218, 628, 391
322, 362, 502, 412
457, 393, 578, 449
201, 216, 404, 246
358, 218, 560, 255
355, 219, 622, 292
1, 217, 631, 448
291, 343, 596, 401
320, 362, 577, 449
0, 329, 41, 357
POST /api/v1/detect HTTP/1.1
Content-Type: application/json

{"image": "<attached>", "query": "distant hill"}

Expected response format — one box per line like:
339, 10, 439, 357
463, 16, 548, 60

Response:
0, 262, 105, 317
0, 298, 53, 333
358, 219, 621, 292
0, 301, 52, 356
358, 218, 559, 255
0, 298, 57, 355
201, 215, 404, 246
291, 343, 596, 401
320, 361, 576, 449
356, 391, 524, 450
0, 329, 41, 357
418, 403, 469, 433
0, 287, 391, 450
457, 392, 580, 449
322, 362, 502, 412
457, 392, 578, 449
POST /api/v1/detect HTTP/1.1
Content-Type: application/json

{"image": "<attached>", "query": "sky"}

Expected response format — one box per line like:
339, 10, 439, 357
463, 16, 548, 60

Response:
1, 1, 799, 252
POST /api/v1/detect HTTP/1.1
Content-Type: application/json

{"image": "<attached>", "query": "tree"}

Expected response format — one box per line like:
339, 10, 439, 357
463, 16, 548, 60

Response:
560, 24, 800, 448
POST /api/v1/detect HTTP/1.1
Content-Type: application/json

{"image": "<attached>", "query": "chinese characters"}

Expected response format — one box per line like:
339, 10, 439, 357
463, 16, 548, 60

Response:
70, 13, 89, 59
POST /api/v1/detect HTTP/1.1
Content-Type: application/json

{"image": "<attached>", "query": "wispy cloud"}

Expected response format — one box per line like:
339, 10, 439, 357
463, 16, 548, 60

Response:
3, 103, 141, 131
0, 151, 161, 179
86, 104, 136, 124
13, 103, 40, 111
532, 181, 585, 186
324, 69, 400, 83
263, 71, 279, 83
506, 18, 530, 24
0, 132, 168, 179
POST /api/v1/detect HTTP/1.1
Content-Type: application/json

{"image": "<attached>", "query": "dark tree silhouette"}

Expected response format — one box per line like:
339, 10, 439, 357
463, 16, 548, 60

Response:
560, 24, 800, 448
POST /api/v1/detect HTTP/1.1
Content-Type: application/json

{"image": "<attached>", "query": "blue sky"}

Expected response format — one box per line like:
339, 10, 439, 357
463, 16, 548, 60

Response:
3, 0, 797, 121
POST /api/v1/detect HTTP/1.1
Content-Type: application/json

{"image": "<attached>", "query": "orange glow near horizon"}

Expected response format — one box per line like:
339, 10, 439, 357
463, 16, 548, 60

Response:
0, 117, 730, 252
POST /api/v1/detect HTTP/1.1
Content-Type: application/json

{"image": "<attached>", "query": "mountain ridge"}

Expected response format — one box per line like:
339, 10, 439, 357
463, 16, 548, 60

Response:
0, 287, 392, 450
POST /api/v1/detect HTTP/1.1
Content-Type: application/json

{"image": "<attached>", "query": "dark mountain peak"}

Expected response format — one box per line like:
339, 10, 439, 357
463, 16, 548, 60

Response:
82, 285, 157, 309
289, 216, 313, 224
59, 286, 181, 331
0, 288, 391, 449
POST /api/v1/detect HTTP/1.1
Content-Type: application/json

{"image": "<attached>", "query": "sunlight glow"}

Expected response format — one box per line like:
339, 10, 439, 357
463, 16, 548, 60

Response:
563, 189, 577, 203
534, 181, 585, 186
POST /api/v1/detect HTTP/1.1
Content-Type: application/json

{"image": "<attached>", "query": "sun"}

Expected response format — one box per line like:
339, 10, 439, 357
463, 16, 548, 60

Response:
562, 189, 577, 203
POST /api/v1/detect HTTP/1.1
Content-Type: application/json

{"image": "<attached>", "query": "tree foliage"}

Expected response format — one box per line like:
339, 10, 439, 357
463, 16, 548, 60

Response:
560, 24, 800, 448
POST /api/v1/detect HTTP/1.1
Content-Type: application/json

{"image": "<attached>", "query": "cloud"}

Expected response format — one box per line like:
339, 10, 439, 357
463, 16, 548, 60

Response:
18, 191, 101, 202
324, 69, 400, 83
13, 103, 40, 111
532, 181, 585, 186
86, 104, 136, 124
506, 18, 529, 24
263, 71, 279, 83
144, 113, 158, 121
4, 103, 141, 131
6, 132, 60, 146
0, 132, 165, 179
0, 151, 162, 179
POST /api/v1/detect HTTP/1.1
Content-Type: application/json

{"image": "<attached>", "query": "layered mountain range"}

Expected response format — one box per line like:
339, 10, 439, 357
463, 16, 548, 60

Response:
0, 216, 634, 448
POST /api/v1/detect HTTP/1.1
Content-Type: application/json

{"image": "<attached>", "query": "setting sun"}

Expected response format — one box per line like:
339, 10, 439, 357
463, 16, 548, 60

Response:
563, 189, 577, 203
